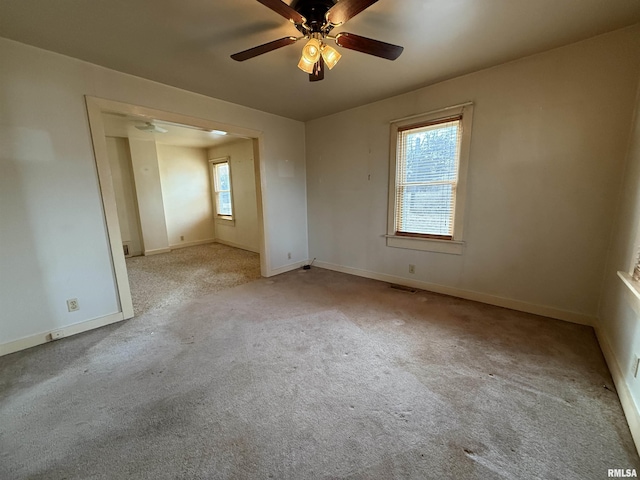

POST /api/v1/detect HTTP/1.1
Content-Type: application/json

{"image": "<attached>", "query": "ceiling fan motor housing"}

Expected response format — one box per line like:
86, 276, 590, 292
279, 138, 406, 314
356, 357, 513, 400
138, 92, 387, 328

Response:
290, 0, 338, 33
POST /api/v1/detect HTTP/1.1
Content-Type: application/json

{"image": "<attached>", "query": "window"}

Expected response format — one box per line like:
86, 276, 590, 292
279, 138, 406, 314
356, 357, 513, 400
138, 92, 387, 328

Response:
214, 162, 232, 216
618, 235, 640, 301
617, 245, 640, 308
387, 104, 473, 254
210, 157, 234, 222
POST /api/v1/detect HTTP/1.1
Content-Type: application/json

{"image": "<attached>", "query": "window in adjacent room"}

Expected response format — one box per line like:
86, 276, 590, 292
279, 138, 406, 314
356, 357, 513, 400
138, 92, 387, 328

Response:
387, 103, 474, 254
210, 157, 234, 223
633, 251, 640, 281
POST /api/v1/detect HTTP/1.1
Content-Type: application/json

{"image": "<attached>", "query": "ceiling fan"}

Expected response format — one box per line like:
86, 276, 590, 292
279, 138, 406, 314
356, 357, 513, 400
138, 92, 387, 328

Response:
135, 122, 168, 134
231, 0, 404, 82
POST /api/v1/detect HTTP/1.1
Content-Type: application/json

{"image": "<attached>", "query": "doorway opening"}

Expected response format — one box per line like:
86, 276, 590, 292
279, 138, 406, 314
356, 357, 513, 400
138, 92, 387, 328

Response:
86, 97, 268, 319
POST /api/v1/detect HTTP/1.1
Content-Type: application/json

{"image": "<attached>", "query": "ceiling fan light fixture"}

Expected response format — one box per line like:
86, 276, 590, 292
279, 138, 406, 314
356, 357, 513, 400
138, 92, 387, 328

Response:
230, 0, 404, 82
320, 44, 341, 70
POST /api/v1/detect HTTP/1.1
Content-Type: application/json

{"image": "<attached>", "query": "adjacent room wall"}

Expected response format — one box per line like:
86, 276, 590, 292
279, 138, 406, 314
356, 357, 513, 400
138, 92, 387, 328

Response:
0, 37, 307, 350
105, 136, 143, 256
128, 138, 170, 255
598, 76, 640, 449
157, 144, 215, 248
106, 139, 216, 253
305, 25, 640, 323
208, 139, 260, 253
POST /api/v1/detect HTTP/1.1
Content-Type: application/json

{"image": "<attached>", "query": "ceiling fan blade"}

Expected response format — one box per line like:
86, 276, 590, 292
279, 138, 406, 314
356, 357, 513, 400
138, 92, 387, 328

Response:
231, 36, 298, 61
325, 0, 379, 26
334, 32, 403, 60
309, 57, 325, 82
256, 0, 306, 24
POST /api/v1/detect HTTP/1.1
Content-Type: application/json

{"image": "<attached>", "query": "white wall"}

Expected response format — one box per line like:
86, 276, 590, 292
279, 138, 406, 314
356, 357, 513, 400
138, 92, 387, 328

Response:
106, 137, 143, 256
0, 37, 307, 349
157, 144, 215, 247
598, 76, 640, 448
305, 26, 640, 322
128, 139, 170, 254
208, 139, 260, 253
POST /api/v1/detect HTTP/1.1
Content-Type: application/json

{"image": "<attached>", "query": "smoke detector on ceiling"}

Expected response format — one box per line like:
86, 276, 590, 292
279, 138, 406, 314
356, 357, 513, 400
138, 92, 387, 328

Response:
135, 122, 168, 134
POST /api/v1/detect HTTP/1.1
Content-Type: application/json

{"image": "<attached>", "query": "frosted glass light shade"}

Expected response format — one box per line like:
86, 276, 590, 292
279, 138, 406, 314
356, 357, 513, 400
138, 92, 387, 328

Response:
298, 55, 315, 73
321, 45, 341, 70
301, 38, 321, 63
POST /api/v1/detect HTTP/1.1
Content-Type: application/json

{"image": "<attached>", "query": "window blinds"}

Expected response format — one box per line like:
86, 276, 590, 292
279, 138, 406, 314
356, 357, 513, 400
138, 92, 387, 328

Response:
395, 116, 462, 239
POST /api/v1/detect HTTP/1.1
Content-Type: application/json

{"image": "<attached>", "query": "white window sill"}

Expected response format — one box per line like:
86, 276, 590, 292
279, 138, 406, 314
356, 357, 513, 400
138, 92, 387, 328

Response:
618, 271, 640, 315
385, 235, 464, 255
216, 217, 235, 226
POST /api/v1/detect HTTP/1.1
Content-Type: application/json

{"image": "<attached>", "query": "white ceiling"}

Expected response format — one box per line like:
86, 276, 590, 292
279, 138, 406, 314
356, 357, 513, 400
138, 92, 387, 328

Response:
1, 0, 639, 121
102, 113, 245, 149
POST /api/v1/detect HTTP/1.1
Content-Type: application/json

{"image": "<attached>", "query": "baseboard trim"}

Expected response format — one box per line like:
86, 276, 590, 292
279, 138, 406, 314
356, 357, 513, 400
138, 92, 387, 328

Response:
144, 247, 171, 256
170, 239, 216, 250
214, 238, 260, 254
0, 312, 125, 357
314, 261, 595, 326
595, 325, 640, 453
267, 260, 307, 277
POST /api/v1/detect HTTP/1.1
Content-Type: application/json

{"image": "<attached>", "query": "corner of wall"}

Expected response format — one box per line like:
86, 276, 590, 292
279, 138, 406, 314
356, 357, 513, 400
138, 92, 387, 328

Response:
594, 55, 640, 456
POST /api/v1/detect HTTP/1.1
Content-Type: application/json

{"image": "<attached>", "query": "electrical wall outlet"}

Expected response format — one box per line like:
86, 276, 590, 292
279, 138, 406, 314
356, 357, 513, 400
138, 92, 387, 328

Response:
409, 264, 415, 274
49, 330, 64, 341
180, 235, 184, 241
67, 298, 79, 312
633, 355, 640, 378
287, 252, 292, 260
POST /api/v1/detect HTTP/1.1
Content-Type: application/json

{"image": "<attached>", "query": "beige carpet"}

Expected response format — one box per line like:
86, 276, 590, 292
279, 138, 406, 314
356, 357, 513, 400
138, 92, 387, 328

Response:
126, 242, 261, 315
1, 267, 638, 479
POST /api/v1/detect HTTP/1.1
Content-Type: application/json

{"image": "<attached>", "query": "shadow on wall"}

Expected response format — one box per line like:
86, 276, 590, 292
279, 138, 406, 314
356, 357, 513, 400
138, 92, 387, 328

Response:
0, 126, 58, 345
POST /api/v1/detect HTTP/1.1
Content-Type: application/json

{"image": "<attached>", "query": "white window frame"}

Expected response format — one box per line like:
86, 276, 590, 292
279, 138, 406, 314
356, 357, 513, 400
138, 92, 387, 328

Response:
387, 103, 474, 255
209, 156, 235, 225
